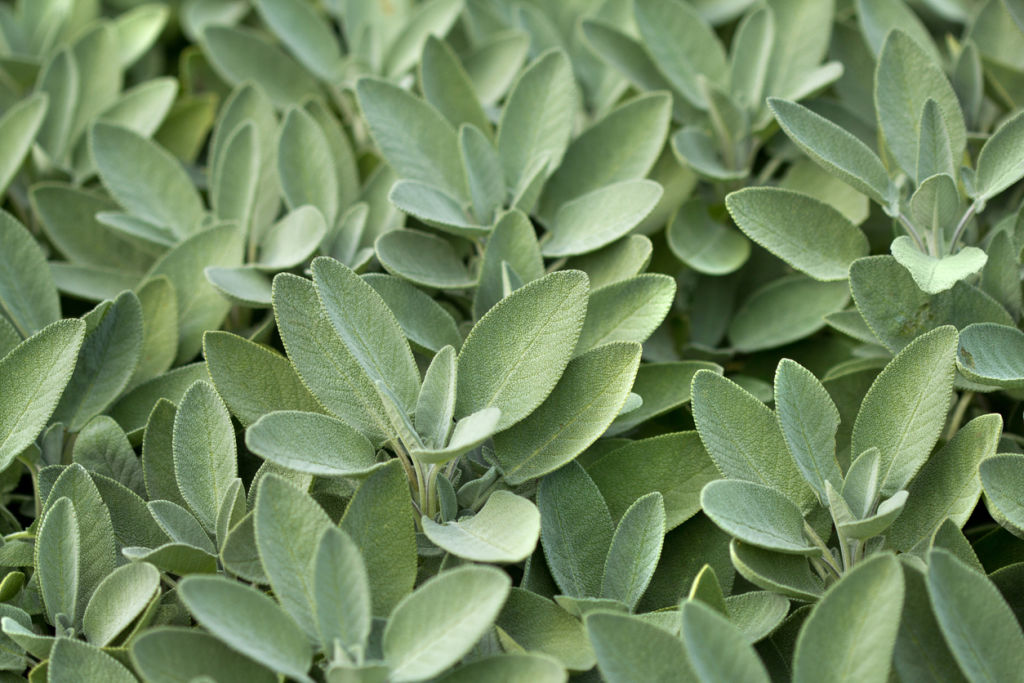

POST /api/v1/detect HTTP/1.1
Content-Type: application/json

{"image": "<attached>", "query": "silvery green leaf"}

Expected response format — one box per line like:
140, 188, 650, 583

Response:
856, 0, 940, 60
147, 500, 215, 553
91, 122, 204, 238
457, 270, 589, 431
278, 108, 339, 227
203, 330, 321, 428
730, 540, 824, 602
667, 199, 751, 275
459, 124, 504, 227
891, 239, 987, 296
172, 380, 237, 532
893, 561, 966, 683
538, 461, 614, 598
980, 454, 1024, 538
957, 320, 1024, 388
0, 93, 47, 196
113, 4, 170, 68
382, 0, 463, 78
421, 36, 491, 136
0, 211, 61, 338
842, 447, 883, 519
36, 496, 80, 628
577, 275, 674, 352
838, 490, 908, 539
253, 0, 344, 81
729, 6, 773, 111
586, 612, 696, 683
888, 414, 1001, 552
700, 480, 818, 555
974, 110, 1024, 202
141, 399, 185, 505
357, 77, 467, 200
601, 492, 665, 610
72, 416, 144, 496
496, 588, 596, 671
131, 627, 279, 683
48, 638, 136, 683
435, 654, 567, 683
728, 276, 850, 352
851, 325, 957, 496
247, 411, 380, 478
313, 526, 371, 655
874, 30, 966, 177
691, 370, 816, 510
414, 346, 456, 449
254, 473, 332, 640
542, 180, 663, 258
927, 548, 1024, 681
82, 561, 159, 646
493, 341, 641, 484
340, 461, 417, 616
473, 210, 545, 319
726, 187, 868, 281
423, 490, 540, 563
210, 121, 258, 238
768, 98, 897, 213
589, 432, 719, 531
409, 406, 501, 465
179, 575, 314, 683
792, 554, 904, 683
762, 0, 834, 98
680, 600, 770, 683
916, 99, 956, 184
383, 565, 511, 682
201, 25, 321, 108
462, 30, 530, 105
110, 362, 209, 440
375, 229, 477, 289
671, 127, 748, 181
131, 276, 178, 390
0, 319, 84, 470
607, 361, 720, 436
497, 49, 576, 193
387, 180, 486, 238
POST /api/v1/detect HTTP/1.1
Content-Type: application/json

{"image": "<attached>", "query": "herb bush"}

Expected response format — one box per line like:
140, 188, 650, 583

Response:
1, 0, 1024, 680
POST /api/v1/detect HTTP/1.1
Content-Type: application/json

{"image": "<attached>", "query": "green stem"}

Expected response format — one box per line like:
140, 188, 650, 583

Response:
804, 522, 842, 576
949, 202, 979, 251
898, 213, 929, 254
945, 391, 975, 442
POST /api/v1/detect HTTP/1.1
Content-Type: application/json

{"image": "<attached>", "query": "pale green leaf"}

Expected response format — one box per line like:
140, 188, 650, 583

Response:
601, 492, 665, 609
0, 211, 61, 338
423, 490, 540, 563
82, 562, 159, 646
586, 612, 695, 683
246, 411, 381, 478
700, 480, 818, 555
313, 527, 371, 654
975, 110, 1024, 201
542, 180, 662, 258
680, 600, 770, 683
577, 275, 675, 352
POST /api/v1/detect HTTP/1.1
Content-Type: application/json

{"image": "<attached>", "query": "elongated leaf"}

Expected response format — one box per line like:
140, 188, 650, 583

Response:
975, 110, 1024, 201
457, 270, 589, 431
473, 210, 545, 319
36, 496, 80, 628
792, 554, 904, 682
375, 229, 476, 289
680, 600, 770, 683
131, 628, 279, 683
278, 108, 338, 226
728, 276, 850, 352
601, 492, 665, 609
768, 98, 896, 212
172, 380, 237, 532
179, 575, 313, 683
246, 411, 380, 477
384, 566, 511, 682
211, 122, 258, 238
0, 93, 47, 196
980, 454, 1024, 538
0, 319, 84, 469
0, 212, 61, 338
83, 562, 159, 646
577, 275, 675, 352
48, 638, 136, 683
730, 541, 824, 602
253, 0, 343, 81
891, 237, 987, 294
701, 480, 817, 555
893, 562, 969, 683
851, 325, 957, 496
726, 188, 868, 281
543, 180, 662, 258
423, 490, 540, 563
586, 612, 695, 683
382, 0, 463, 78
421, 35, 490, 136
313, 527, 371, 654
927, 549, 1024, 681
365, 275, 462, 354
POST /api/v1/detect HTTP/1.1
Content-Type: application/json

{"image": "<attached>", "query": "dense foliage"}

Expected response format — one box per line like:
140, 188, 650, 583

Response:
1, 0, 1024, 680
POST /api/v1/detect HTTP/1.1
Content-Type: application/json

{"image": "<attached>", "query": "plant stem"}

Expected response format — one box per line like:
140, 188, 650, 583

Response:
949, 202, 978, 251
945, 391, 975, 442
804, 522, 842, 576
898, 213, 928, 253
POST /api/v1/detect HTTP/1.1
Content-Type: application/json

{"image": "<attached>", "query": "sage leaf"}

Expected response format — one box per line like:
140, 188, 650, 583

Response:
131, 628, 278, 683
600, 492, 665, 610
701, 480, 818, 555
586, 612, 695, 683
246, 411, 380, 478
680, 600, 770, 683
0, 212, 61, 338
423, 490, 540, 563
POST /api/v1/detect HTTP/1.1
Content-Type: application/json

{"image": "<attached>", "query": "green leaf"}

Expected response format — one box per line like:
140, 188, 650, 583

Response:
258, 206, 328, 271
113, 4, 170, 68
577, 275, 675, 352
82, 562, 159, 646
540, 93, 672, 220
726, 188, 868, 281
633, 0, 727, 107
110, 362, 208, 440
875, 31, 966, 177
91, 122, 204, 238
423, 490, 540, 563
728, 275, 850, 352
273, 273, 389, 443
365, 274, 462, 354
608, 362, 720, 436
792, 554, 904, 683
340, 461, 417, 616
149, 499, 214, 553
312, 257, 421, 412
0, 319, 85, 470
691, 370, 816, 510
586, 612, 695, 683
246, 411, 380, 478
48, 638, 136, 683
0, 93, 47, 196
146, 223, 243, 363
383, 565, 511, 682
851, 325, 957, 496
459, 124, 504, 225
774, 359, 842, 503
408, 405, 501, 465
210, 122, 258, 238
457, 270, 589, 431
53, 291, 143, 432
768, 98, 897, 213
382, 0, 464, 78
601, 492, 665, 609
357, 77, 467, 200
927, 548, 1024, 681
916, 100, 956, 184
895, 412, 1002, 551
254, 473, 332, 641
131, 628, 278, 683
701, 480, 817, 555
421, 36, 491, 136
893, 561, 968, 683
473, 210, 545, 319
0, 211, 62, 337
203, 331, 320, 427
131, 276, 178, 389
680, 600, 770, 683
497, 50, 576, 193
313, 527, 371, 655
172, 380, 237, 532
667, 199, 751, 275
974, 110, 1024, 201
375, 230, 476, 289
729, 6, 773, 110
891, 237, 987, 295
730, 541, 824, 602
980, 454, 1024, 538
496, 588, 596, 671
36, 496, 80, 628
253, 0, 343, 81
542, 180, 662, 258
73, 416, 144, 496
494, 341, 640, 483
178, 575, 313, 683
201, 25, 321, 108
436, 654, 567, 683
538, 461, 615, 598
278, 108, 338, 226
414, 345, 456, 449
